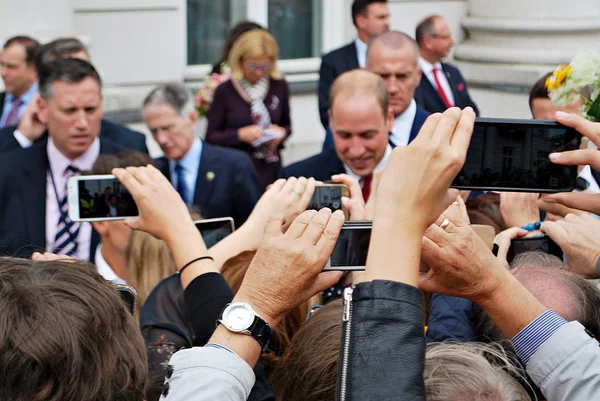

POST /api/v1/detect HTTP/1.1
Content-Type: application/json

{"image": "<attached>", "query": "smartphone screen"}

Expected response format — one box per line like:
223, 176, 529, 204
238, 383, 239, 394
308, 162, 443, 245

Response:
69, 175, 138, 221
452, 118, 581, 192
308, 186, 343, 212
324, 223, 371, 271
194, 218, 234, 248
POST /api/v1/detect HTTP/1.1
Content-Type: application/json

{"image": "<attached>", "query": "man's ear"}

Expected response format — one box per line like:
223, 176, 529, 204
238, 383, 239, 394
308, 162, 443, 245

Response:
92, 221, 109, 237
36, 95, 49, 124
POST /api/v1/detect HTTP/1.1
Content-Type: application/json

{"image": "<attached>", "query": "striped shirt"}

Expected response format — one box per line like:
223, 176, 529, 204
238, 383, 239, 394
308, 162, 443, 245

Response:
511, 310, 567, 364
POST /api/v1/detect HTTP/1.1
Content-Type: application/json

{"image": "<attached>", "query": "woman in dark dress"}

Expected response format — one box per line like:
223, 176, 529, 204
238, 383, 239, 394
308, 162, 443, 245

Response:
206, 29, 291, 192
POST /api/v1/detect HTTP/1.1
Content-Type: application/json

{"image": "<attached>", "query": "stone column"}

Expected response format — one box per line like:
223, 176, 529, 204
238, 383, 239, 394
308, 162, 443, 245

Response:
454, 0, 600, 87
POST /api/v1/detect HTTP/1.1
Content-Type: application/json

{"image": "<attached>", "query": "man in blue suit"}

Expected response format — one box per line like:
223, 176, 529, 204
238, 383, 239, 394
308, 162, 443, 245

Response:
0, 37, 148, 154
414, 15, 480, 116
142, 83, 260, 228
366, 31, 430, 147
319, 0, 390, 149
283, 70, 403, 201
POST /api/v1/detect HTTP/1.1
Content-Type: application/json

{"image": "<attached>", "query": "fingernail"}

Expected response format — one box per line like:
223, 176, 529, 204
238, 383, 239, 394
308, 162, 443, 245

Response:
542, 197, 557, 204
333, 209, 344, 215
548, 153, 561, 161
465, 106, 473, 112
556, 111, 570, 119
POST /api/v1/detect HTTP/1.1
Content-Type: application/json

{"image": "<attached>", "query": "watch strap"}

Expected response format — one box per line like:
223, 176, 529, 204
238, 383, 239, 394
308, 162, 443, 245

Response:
249, 314, 272, 351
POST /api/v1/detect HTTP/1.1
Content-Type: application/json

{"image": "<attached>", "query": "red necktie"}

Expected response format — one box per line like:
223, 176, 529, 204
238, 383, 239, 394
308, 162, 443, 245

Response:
432, 66, 453, 109
362, 173, 373, 201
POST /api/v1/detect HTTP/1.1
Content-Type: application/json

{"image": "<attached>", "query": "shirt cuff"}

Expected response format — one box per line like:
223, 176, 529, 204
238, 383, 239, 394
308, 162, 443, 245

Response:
13, 129, 33, 148
511, 310, 567, 364
205, 342, 235, 355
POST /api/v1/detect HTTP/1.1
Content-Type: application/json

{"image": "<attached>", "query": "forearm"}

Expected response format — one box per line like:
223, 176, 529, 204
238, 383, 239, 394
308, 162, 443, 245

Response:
208, 225, 257, 270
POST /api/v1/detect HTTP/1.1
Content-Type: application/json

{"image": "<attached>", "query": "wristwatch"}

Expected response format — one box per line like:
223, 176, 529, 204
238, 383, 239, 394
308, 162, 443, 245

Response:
218, 302, 272, 351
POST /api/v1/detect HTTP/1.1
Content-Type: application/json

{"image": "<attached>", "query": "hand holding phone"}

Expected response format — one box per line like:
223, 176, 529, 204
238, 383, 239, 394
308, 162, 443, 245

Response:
324, 222, 371, 271
194, 217, 235, 248
307, 184, 350, 212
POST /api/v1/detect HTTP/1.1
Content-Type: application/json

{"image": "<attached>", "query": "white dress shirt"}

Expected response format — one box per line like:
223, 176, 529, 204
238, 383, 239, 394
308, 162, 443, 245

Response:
355, 38, 368, 68
169, 137, 202, 205
343, 144, 393, 186
45, 137, 99, 260
95, 245, 127, 285
391, 100, 418, 147
419, 57, 455, 106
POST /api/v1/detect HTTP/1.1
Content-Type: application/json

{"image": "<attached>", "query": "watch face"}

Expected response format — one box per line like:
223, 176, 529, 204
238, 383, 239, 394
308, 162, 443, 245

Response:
224, 304, 254, 331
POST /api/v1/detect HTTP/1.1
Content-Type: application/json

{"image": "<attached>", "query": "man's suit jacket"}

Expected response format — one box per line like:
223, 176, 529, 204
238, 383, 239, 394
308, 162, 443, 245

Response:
0, 92, 5, 121
390, 106, 430, 148
318, 42, 360, 129
0, 137, 123, 260
155, 143, 260, 229
415, 62, 480, 116
0, 118, 148, 154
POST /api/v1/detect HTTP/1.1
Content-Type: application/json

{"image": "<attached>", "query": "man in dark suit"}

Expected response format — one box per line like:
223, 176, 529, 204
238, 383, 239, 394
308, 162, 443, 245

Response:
414, 15, 480, 115
283, 70, 396, 201
0, 36, 41, 127
318, 0, 389, 148
0, 59, 123, 260
142, 82, 260, 228
366, 31, 430, 147
0, 37, 148, 154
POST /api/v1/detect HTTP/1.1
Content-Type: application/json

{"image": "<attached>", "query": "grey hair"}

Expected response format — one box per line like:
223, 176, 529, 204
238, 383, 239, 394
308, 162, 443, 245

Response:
425, 342, 532, 401
366, 30, 420, 67
510, 251, 564, 270
142, 82, 195, 117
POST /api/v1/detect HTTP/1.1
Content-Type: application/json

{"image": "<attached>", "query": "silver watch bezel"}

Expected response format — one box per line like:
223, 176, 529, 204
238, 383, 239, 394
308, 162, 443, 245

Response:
219, 302, 257, 333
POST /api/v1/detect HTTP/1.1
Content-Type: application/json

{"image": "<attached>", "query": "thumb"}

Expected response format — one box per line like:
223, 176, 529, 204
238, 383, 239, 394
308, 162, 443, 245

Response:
264, 214, 285, 239
310, 271, 345, 295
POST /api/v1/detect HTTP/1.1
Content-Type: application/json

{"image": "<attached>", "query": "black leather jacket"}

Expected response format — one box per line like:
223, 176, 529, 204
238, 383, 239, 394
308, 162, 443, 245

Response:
336, 280, 426, 401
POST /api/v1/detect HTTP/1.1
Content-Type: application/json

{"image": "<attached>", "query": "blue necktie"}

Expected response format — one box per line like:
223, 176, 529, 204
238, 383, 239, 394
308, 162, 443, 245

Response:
175, 163, 189, 204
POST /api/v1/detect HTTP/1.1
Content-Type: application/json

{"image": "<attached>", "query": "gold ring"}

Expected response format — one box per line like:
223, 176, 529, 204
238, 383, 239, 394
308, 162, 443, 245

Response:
440, 218, 450, 230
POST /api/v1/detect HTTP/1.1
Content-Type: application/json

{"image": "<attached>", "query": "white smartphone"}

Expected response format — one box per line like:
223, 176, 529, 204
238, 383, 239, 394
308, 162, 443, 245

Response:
67, 174, 138, 222
323, 222, 371, 271
194, 217, 235, 248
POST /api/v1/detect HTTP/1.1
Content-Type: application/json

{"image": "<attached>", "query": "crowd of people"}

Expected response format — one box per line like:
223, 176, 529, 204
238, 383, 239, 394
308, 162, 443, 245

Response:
1, 0, 600, 400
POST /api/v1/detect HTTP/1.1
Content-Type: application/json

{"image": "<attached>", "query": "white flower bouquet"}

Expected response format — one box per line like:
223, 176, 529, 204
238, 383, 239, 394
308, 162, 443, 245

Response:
546, 52, 600, 122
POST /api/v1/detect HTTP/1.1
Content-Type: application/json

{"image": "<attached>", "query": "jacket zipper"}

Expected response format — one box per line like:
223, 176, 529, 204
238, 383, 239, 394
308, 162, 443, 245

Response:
339, 286, 354, 401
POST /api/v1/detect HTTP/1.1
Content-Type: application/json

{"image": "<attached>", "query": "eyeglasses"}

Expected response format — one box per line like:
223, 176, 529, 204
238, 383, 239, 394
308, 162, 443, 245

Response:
243, 61, 274, 72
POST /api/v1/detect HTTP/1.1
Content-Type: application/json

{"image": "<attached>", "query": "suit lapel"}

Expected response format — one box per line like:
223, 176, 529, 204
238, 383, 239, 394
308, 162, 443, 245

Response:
193, 144, 216, 215
421, 74, 447, 111
441, 64, 460, 104
22, 142, 50, 250
346, 42, 360, 71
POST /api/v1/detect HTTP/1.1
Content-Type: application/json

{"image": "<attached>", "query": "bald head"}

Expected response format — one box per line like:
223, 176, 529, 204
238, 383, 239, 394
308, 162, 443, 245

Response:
365, 31, 422, 117
329, 69, 389, 120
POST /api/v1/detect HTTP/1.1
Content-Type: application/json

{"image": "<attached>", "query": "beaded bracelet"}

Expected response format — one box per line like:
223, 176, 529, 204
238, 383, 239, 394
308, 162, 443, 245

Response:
179, 255, 214, 275
520, 221, 541, 231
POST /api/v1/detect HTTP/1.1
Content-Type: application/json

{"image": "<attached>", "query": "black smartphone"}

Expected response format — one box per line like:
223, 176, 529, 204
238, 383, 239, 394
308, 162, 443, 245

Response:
323, 221, 371, 271
111, 283, 137, 315
68, 175, 138, 222
452, 118, 581, 192
507, 235, 563, 264
308, 184, 350, 212
194, 217, 235, 248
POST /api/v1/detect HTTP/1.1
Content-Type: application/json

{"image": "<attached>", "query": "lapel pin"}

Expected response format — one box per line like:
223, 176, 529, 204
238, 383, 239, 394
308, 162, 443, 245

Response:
206, 171, 215, 181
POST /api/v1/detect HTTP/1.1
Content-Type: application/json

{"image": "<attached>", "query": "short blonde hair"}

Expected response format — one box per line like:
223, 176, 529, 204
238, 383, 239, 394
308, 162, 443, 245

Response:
329, 69, 389, 120
228, 29, 282, 80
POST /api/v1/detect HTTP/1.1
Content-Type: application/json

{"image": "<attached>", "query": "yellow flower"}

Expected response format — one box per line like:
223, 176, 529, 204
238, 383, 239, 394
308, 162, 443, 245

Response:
546, 65, 573, 91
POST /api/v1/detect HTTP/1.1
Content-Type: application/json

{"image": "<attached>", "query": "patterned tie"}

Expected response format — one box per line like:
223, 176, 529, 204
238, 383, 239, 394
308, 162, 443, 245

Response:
432, 66, 453, 109
4, 97, 23, 127
175, 163, 189, 205
362, 173, 373, 202
53, 165, 80, 256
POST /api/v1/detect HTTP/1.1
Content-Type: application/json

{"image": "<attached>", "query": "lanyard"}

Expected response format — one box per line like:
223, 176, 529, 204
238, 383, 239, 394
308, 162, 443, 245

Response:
48, 166, 78, 235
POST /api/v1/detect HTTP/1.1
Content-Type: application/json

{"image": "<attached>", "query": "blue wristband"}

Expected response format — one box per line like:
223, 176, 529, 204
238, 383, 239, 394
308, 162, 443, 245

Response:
521, 221, 541, 231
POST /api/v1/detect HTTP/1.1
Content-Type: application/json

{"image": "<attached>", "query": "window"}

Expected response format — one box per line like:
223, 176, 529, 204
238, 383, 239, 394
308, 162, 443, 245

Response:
187, 0, 322, 67
502, 146, 514, 173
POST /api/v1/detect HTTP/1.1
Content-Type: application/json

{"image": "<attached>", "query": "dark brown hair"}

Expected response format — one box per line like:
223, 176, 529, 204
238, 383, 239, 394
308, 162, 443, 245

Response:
3, 35, 40, 65
415, 15, 441, 45
0, 257, 147, 401
351, 0, 388, 27
528, 72, 553, 112
35, 37, 89, 73
90, 151, 155, 174
269, 299, 343, 401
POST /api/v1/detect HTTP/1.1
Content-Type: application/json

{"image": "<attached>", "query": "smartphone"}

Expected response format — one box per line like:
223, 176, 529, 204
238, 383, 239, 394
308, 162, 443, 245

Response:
452, 118, 581, 192
323, 221, 371, 271
506, 235, 563, 263
194, 217, 235, 248
308, 184, 350, 212
111, 283, 137, 315
68, 175, 138, 222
